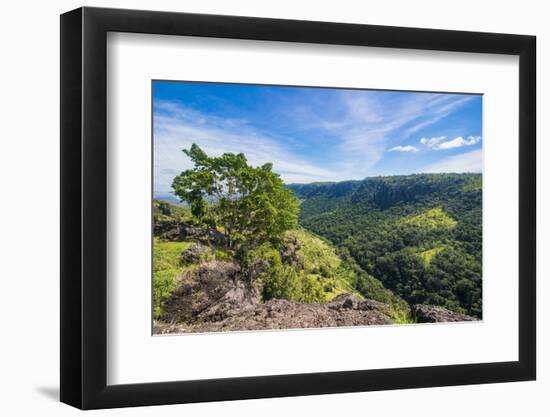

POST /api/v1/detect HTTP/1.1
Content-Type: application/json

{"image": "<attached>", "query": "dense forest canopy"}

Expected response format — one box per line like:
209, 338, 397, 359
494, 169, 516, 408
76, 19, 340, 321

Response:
288, 173, 482, 317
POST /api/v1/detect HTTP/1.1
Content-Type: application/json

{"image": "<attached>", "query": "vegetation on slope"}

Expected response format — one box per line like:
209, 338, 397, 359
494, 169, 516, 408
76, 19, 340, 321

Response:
153, 238, 192, 319
400, 207, 457, 230
289, 173, 482, 317
416, 245, 446, 266
154, 146, 479, 327
258, 228, 353, 303
154, 217, 411, 322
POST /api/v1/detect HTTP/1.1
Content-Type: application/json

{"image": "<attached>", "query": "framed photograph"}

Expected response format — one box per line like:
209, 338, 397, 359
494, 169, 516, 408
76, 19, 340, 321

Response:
60, 7, 536, 409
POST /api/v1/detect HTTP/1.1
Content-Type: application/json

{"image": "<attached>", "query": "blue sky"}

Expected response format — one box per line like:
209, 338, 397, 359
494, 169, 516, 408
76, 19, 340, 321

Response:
153, 81, 482, 194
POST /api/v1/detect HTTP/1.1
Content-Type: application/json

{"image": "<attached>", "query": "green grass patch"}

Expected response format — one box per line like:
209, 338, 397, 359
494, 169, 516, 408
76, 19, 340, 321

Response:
153, 238, 193, 319
291, 228, 341, 274
401, 207, 457, 230
417, 245, 446, 266
390, 308, 416, 324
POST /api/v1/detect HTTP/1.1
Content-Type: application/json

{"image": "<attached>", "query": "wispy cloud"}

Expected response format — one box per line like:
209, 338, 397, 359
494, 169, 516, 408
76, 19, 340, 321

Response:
420, 135, 481, 150
388, 145, 418, 153
305, 91, 475, 171
422, 149, 483, 173
154, 100, 339, 191
153, 83, 482, 189
404, 96, 474, 137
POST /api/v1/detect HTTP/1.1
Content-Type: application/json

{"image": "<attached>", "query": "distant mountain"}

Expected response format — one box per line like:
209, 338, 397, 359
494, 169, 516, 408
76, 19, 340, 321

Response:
154, 192, 184, 206
288, 173, 483, 317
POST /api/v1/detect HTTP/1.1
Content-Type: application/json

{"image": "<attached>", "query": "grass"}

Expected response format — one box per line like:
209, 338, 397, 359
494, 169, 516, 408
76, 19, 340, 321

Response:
290, 228, 360, 301
390, 308, 416, 324
153, 238, 193, 319
292, 228, 341, 274
401, 207, 457, 230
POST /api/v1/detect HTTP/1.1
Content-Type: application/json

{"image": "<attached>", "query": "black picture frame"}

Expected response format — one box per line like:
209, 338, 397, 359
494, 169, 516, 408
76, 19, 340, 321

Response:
60, 6, 536, 410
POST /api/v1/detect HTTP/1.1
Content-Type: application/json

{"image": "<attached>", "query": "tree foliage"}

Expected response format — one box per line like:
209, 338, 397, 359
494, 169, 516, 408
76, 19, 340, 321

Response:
172, 144, 299, 260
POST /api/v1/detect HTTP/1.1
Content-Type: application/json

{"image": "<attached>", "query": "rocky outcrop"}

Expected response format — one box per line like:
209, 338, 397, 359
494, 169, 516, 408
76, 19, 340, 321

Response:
197, 281, 260, 322
411, 304, 477, 323
162, 260, 259, 323
329, 293, 390, 315
156, 292, 392, 334
154, 221, 227, 246
154, 220, 182, 240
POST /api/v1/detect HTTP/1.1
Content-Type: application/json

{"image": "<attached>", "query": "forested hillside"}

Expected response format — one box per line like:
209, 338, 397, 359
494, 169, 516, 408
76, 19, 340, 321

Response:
153, 200, 413, 333
289, 173, 482, 317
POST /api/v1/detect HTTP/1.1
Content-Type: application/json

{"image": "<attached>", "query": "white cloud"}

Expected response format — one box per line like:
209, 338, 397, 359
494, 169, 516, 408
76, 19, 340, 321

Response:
420, 135, 481, 150
420, 136, 447, 147
436, 136, 481, 150
388, 145, 418, 153
422, 149, 482, 173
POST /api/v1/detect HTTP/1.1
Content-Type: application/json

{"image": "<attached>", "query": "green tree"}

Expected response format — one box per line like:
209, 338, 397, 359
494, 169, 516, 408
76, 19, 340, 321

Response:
172, 144, 299, 260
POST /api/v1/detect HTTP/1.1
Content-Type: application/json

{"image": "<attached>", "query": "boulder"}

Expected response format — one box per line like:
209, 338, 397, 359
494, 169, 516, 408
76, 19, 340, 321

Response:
158, 201, 172, 216
197, 260, 241, 291
197, 281, 260, 322
328, 292, 363, 310
412, 304, 477, 323
162, 260, 243, 323
154, 220, 180, 239
179, 224, 206, 240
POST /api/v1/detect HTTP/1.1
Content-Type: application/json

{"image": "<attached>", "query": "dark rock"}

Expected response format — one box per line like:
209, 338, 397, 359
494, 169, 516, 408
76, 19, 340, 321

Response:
412, 304, 477, 323
357, 299, 390, 315
197, 281, 260, 322
162, 228, 180, 241
154, 220, 180, 239
243, 258, 269, 282
158, 201, 172, 216
179, 224, 227, 247
162, 260, 243, 323
280, 236, 303, 269
179, 224, 206, 240
180, 243, 210, 263
328, 293, 363, 310
197, 260, 241, 290
153, 219, 229, 247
